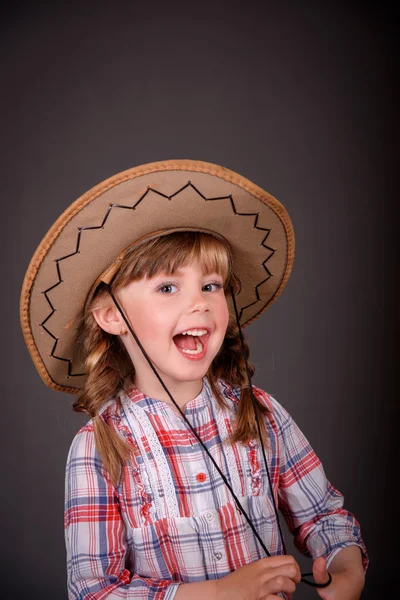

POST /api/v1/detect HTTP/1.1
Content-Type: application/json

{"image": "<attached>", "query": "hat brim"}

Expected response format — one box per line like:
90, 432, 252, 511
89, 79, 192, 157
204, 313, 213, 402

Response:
20, 159, 295, 394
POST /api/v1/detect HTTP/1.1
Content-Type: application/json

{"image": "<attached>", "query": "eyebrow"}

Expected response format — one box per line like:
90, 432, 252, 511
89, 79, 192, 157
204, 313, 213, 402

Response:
151, 269, 222, 279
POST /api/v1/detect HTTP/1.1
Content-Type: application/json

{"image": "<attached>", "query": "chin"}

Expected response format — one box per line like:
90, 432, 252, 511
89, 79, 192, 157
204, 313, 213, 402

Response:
174, 363, 211, 382
178, 367, 209, 381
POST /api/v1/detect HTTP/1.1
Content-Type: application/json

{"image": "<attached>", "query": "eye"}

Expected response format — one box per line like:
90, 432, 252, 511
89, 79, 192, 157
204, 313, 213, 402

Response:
157, 282, 178, 294
202, 282, 224, 292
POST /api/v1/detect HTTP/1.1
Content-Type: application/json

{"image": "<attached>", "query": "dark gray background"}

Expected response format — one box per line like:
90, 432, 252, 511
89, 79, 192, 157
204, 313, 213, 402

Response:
2, 2, 396, 598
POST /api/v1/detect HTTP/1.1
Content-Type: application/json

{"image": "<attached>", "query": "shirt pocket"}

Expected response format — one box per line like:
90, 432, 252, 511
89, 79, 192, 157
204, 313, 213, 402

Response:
127, 497, 278, 583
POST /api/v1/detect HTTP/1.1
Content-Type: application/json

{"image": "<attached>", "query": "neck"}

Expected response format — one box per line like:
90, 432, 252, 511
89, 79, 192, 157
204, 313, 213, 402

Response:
132, 371, 204, 411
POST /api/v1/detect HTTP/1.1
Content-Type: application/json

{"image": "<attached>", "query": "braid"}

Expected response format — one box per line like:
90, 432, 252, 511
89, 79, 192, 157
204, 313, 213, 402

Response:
208, 320, 270, 446
73, 307, 133, 486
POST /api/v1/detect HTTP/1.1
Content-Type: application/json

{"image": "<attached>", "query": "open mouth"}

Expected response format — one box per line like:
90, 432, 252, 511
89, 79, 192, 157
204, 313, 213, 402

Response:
173, 328, 210, 359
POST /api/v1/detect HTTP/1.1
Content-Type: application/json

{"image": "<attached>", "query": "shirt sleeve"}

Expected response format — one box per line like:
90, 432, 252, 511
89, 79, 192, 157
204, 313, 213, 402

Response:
261, 392, 368, 571
64, 426, 181, 600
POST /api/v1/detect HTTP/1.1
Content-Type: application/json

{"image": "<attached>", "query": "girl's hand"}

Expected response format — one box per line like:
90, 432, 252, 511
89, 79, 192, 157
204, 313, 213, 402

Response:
215, 555, 301, 600
313, 556, 364, 600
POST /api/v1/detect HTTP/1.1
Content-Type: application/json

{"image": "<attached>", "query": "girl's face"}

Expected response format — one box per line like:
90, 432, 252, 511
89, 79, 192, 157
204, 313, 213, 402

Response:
117, 259, 230, 398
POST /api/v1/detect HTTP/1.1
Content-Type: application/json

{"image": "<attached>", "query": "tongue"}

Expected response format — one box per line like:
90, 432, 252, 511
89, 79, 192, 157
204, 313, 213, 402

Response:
174, 334, 198, 350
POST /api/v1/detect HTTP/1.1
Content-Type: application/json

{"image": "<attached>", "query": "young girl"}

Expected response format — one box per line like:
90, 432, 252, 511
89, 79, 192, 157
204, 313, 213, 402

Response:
20, 160, 367, 600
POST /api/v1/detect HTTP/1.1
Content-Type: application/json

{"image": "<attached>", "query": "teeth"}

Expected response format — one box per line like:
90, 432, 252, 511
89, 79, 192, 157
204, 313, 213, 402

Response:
180, 339, 204, 355
181, 329, 208, 336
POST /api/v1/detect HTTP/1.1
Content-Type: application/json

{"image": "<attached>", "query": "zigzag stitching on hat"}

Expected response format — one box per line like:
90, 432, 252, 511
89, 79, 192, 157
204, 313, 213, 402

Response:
40, 182, 275, 378
189, 183, 276, 320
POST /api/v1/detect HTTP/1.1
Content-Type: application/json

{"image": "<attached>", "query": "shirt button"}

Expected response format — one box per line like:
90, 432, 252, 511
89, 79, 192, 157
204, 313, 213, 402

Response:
196, 472, 207, 482
214, 552, 222, 561
204, 511, 214, 522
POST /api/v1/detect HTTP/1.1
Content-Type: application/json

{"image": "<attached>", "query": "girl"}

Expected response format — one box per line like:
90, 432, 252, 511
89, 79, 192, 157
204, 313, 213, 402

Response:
20, 160, 367, 600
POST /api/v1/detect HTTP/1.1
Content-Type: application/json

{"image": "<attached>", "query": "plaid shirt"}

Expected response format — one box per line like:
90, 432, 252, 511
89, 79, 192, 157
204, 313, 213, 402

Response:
65, 378, 367, 599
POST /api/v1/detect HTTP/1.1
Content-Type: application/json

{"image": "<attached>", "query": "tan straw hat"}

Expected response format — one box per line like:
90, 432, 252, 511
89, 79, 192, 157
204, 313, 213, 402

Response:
20, 159, 295, 394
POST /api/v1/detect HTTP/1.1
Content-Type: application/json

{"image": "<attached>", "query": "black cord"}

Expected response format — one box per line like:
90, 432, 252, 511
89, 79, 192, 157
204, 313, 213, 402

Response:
229, 286, 332, 588
104, 283, 332, 589
105, 284, 273, 556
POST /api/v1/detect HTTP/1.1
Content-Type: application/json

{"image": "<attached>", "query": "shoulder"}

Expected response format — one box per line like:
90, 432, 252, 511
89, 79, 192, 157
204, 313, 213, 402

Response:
66, 397, 124, 463
252, 386, 292, 424
217, 378, 278, 411
66, 421, 96, 470
217, 379, 292, 427
251, 386, 295, 438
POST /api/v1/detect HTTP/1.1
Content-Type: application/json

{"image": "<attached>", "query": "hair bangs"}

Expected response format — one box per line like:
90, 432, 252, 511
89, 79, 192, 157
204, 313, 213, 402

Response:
113, 232, 232, 290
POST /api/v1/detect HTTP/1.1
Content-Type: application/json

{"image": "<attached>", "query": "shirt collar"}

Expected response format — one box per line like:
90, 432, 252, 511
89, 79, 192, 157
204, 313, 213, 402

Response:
123, 376, 212, 415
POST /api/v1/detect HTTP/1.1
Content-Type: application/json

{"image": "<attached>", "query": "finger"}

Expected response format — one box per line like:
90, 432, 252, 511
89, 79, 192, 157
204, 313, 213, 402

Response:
264, 562, 301, 584
263, 575, 297, 596
258, 554, 300, 570
313, 555, 329, 584
261, 554, 298, 565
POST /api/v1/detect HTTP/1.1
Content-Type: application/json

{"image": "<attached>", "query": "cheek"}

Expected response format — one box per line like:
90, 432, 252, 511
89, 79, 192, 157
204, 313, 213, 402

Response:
126, 301, 174, 342
217, 299, 230, 331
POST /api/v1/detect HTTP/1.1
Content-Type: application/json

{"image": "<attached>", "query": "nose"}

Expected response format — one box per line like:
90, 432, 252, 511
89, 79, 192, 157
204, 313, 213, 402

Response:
187, 288, 210, 314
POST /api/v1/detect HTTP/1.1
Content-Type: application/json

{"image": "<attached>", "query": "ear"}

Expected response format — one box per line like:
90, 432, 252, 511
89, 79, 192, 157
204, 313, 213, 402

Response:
92, 303, 125, 336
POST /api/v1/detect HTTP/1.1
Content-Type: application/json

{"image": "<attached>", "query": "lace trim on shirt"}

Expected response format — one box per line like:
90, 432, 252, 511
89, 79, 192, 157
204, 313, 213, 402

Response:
120, 393, 180, 519
213, 405, 244, 498
217, 380, 264, 497
247, 440, 262, 496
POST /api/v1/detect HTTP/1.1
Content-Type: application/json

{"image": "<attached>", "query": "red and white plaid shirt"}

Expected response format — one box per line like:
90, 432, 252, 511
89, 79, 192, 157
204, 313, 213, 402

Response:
64, 378, 368, 599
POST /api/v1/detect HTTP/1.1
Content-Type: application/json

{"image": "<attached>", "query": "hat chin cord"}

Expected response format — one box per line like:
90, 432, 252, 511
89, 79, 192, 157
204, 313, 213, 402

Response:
104, 282, 331, 590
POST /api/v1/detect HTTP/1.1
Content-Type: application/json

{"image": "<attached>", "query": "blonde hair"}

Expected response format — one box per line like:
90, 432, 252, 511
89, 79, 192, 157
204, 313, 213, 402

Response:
73, 232, 270, 485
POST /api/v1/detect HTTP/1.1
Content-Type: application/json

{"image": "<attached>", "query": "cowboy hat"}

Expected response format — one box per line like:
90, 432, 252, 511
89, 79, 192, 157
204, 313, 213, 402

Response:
20, 159, 295, 394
